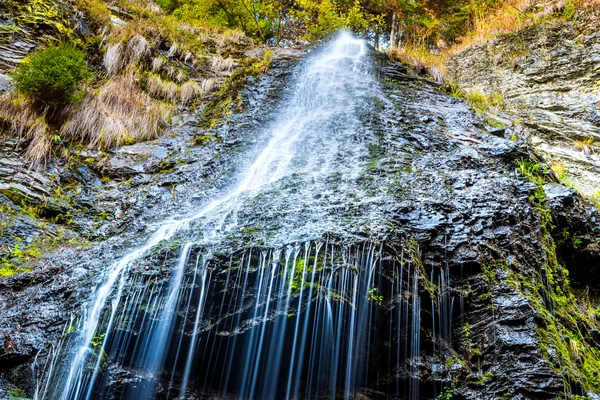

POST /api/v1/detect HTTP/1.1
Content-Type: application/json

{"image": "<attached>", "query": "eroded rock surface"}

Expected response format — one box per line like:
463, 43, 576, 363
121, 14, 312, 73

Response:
1, 46, 599, 400
447, 9, 600, 195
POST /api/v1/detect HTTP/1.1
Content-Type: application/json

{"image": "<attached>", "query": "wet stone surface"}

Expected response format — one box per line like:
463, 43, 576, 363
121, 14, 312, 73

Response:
1, 43, 600, 400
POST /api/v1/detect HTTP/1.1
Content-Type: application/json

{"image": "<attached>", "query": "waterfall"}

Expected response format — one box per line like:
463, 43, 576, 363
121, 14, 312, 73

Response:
34, 32, 439, 400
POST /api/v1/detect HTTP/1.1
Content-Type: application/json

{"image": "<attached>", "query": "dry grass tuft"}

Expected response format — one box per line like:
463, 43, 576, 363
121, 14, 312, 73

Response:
104, 35, 151, 75
0, 94, 39, 137
217, 29, 246, 48
180, 81, 201, 104
0, 94, 51, 163
62, 74, 171, 149
198, 32, 210, 43
146, 73, 178, 100
211, 56, 235, 72
542, 0, 568, 14
391, 0, 600, 81
165, 66, 177, 80
175, 70, 186, 83
389, 47, 446, 82
443, 0, 600, 56
167, 43, 179, 58
146, 2, 161, 13
152, 56, 164, 72
127, 34, 151, 64
25, 121, 51, 163
104, 42, 125, 75
201, 78, 218, 95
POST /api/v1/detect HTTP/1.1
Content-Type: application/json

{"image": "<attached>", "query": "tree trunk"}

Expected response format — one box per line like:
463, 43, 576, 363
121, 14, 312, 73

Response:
390, 12, 397, 49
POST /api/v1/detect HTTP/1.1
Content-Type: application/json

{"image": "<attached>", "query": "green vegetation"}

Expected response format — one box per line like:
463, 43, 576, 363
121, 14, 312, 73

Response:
563, 0, 576, 19
444, 83, 504, 117
72, 0, 111, 28
0, 233, 80, 277
515, 156, 600, 393
461, 322, 472, 351
463, 90, 502, 114
165, 0, 383, 42
13, 44, 91, 108
436, 386, 455, 400
6, 386, 27, 400
388, 0, 598, 87
367, 287, 384, 305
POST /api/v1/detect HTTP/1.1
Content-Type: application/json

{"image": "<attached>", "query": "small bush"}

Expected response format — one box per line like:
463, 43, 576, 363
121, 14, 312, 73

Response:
13, 44, 91, 108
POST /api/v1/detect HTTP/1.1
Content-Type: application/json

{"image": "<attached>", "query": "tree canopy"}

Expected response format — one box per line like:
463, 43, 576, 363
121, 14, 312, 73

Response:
155, 0, 506, 48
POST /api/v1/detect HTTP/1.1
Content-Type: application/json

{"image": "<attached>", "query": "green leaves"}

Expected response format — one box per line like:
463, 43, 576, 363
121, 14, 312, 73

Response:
13, 43, 91, 108
167, 0, 381, 43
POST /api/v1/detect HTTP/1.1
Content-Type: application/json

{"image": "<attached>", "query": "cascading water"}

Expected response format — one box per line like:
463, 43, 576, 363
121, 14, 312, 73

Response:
34, 32, 441, 399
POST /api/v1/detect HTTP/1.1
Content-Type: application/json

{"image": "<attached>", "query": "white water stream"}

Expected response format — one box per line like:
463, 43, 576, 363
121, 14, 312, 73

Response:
40, 32, 380, 400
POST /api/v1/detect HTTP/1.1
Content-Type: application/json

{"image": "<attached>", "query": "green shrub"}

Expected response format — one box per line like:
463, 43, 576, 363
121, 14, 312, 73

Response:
563, 0, 576, 20
13, 44, 91, 108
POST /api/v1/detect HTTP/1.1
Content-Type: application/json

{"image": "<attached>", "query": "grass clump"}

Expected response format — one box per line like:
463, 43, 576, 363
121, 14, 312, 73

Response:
463, 89, 503, 113
61, 74, 171, 149
13, 44, 91, 109
0, 94, 52, 163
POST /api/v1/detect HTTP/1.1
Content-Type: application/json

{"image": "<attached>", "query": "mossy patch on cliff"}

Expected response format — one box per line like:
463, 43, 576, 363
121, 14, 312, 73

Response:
515, 155, 600, 394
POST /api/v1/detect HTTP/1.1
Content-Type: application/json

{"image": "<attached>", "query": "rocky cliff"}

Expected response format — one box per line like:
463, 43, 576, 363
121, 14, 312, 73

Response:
447, 7, 600, 197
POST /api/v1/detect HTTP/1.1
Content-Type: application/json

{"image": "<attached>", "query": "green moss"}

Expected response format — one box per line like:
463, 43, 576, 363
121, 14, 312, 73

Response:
367, 287, 384, 306
469, 371, 493, 386
436, 386, 455, 400
557, 228, 582, 250
72, 0, 111, 29
290, 257, 307, 292
194, 134, 213, 146
0, 264, 33, 277
481, 262, 498, 285
0, 230, 83, 277
444, 352, 468, 370
404, 238, 438, 296
515, 154, 600, 392
582, 349, 600, 389
6, 386, 27, 399
461, 321, 472, 351
8, 0, 74, 37
442, 82, 503, 116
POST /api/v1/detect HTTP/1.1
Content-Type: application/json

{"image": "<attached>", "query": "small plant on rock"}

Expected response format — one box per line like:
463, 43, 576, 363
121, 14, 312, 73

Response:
13, 43, 91, 109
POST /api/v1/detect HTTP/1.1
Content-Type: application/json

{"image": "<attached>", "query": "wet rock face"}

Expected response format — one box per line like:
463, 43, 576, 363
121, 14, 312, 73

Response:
0, 51, 302, 395
1, 45, 600, 399
446, 10, 600, 195
0, 0, 80, 72
0, 74, 13, 94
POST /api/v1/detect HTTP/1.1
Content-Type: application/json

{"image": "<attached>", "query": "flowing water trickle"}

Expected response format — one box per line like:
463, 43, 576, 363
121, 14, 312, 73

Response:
34, 32, 445, 400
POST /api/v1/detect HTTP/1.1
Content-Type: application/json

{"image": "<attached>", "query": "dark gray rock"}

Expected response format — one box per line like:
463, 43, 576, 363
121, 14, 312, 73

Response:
0, 46, 599, 400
